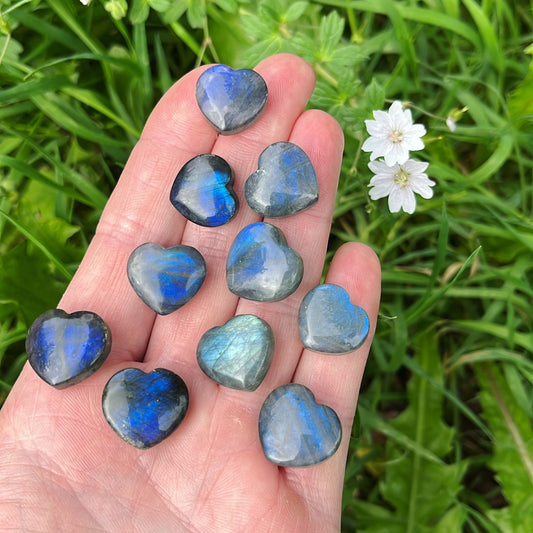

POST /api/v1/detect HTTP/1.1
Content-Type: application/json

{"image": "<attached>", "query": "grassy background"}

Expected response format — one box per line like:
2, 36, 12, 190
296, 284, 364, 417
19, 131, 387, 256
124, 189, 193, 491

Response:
1, 0, 532, 531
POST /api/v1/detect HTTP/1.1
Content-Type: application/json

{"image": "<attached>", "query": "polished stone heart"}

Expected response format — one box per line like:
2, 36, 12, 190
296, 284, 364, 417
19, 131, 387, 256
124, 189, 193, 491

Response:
226, 222, 303, 302
26, 309, 111, 389
127, 243, 206, 315
245, 142, 319, 217
298, 284, 370, 354
259, 383, 342, 467
197, 314, 274, 391
170, 154, 238, 227
102, 368, 189, 449
195, 64, 268, 135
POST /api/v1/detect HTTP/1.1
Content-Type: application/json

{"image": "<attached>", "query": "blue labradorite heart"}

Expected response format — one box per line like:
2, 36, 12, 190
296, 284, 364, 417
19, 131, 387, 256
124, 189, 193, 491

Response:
195, 64, 268, 135
170, 154, 238, 227
102, 368, 189, 449
298, 284, 370, 354
259, 383, 342, 467
127, 243, 206, 315
26, 309, 111, 389
245, 142, 319, 217
197, 314, 274, 391
226, 222, 303, 302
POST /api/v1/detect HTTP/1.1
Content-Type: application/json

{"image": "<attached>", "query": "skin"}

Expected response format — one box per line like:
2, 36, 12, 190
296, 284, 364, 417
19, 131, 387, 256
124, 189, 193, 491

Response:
0, 54, 381, 533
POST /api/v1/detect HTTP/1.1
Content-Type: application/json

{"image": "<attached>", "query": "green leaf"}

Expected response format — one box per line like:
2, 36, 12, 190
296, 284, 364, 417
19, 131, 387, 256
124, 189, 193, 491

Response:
0, 242, 67, 325
364, 78, 385, 111
477, 364, 533, 533
508, 52, 533, 125
213, 0, 238, 13
318, 10, 344, 57
358, 336, 467, 532
283, 1, 308, 22
129, 0, 150, 24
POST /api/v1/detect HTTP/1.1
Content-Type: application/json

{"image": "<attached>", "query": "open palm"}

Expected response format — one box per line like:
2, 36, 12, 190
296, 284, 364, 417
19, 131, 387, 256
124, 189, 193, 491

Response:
0, 54, 380, 532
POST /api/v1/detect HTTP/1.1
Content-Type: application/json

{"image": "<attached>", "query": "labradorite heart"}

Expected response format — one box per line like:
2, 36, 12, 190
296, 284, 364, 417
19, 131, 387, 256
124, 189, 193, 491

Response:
195, 64, 268, 135
259, 383, 342, 467
102, 368, 189, 449
127, 243, 206, 315
226, 222, 303, 302
26, 309, 111, 389
245, 142, 318, 217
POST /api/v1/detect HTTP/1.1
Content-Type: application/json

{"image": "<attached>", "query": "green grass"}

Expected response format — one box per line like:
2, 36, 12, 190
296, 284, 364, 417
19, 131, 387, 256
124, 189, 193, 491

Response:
1, 0, 532, 531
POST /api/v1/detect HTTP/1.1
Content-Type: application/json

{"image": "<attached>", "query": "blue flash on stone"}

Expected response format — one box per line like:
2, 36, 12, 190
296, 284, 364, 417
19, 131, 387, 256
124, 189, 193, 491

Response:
258, 383, 342, 467
195, 64, 268, 135
102, 368, 189, 449
127, 243, 206, 315
298, 284, 370, 354
226, 222, 303, 302
26, 309, 111, 389
245, 142, 319, 217
197, 315, 275, 391
170, 154, 238, 227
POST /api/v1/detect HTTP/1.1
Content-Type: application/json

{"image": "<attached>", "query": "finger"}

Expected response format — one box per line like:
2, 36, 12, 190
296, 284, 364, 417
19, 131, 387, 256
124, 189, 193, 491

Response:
56, 66, 219, 365
142, 54, 318, 376
284, 242, 381, 520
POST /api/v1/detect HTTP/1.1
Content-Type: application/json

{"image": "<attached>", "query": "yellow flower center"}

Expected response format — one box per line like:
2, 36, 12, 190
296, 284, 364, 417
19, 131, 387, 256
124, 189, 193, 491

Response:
388, 130, 404, 143
394, 169, 410, 189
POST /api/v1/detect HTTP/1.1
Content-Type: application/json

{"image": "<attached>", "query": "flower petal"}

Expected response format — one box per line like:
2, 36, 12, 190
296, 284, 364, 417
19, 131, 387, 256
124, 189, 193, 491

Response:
402, 159, 429, 174
368, 160, 397, 175
387, 188, 405, 212
365, 120, 388, 137
369, 181, 394, 200
401, 188, 417, 213
384, 143, 409, 166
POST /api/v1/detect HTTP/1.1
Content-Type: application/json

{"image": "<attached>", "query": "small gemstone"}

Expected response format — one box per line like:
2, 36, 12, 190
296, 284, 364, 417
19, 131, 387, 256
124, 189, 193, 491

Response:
127, 243, 206, 315
226, 222, 303, 302
102, 368, 189, 449
197, 314, 275, 391
195, 64, 268, 135
26, 309, 111, 389
170, 154, 238, 227
245, 142, 318, 217
298, 284, 369, 354
258, 383, 342, 467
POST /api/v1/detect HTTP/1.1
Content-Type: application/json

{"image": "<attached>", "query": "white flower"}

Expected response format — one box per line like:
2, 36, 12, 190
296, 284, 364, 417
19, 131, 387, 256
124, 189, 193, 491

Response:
446, 115, 457, 132
80, 0, 91, 4
368, 159, 435, 214
362, 101, 427, 166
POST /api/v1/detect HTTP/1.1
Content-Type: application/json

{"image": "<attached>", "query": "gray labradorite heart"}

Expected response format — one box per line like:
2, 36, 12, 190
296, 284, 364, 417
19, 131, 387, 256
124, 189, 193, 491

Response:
195, 64, 268, 135
170, 154, 238, 227
127, 243, 206, 315
259, 383, 342, 467
102, 368, 189, 449
26, 309, 111, 389
197, 315, 274, 391
245, 142, 319, 217
226, 222, 303, 302
298, 284, 370, 354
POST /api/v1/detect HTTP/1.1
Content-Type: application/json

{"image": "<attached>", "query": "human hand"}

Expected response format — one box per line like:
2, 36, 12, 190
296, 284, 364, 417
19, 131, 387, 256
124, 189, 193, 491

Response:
0, 54, 380, 532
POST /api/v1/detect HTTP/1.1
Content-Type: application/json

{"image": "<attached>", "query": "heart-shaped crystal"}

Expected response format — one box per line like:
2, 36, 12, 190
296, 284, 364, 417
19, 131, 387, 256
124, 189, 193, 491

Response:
226, 222, 303, 302
245, 142, 318, 217
26, 309, 111, 389
127, 243, 206, 315
197, 314, 274, 391
298, 284, 369, 353
259, 383, 342, 467
195, 64, 268, 135
102, 368, 189, 449
170, 154, 238, 227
